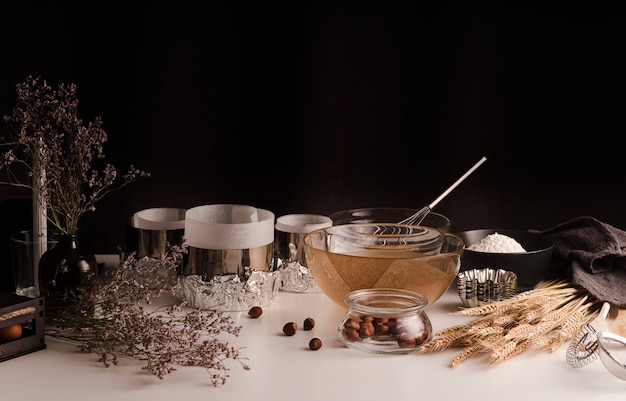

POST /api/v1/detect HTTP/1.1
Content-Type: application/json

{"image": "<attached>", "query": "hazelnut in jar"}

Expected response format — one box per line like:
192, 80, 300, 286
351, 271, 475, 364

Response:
338, 288, 432, 354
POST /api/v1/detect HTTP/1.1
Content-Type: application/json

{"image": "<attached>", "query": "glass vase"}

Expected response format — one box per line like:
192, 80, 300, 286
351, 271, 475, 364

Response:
38, 234, 98, 318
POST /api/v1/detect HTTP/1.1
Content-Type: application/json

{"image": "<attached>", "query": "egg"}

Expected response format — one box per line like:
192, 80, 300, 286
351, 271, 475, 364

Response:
0, 323, 23, 342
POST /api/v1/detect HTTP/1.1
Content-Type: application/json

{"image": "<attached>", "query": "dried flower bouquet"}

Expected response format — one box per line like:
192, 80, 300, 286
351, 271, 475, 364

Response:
1, 76, 248, 386
0, 75, 149, 235
45, 244, 250, 386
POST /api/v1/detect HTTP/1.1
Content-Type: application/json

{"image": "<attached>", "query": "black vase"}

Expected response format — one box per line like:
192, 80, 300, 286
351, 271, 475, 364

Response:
38, 234, 98, 318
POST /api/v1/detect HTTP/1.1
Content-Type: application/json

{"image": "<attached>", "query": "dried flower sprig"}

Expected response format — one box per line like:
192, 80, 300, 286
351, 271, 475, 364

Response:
0, 75, 149, 235
417, 281, 601, 367
45, 244, 250, 386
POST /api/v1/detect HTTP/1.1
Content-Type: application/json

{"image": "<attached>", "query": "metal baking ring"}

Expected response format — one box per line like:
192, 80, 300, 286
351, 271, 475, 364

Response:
457, 268, 517, 308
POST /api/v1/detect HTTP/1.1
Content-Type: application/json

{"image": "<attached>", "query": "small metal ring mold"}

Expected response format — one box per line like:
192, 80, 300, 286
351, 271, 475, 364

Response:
456, 268, 517, 308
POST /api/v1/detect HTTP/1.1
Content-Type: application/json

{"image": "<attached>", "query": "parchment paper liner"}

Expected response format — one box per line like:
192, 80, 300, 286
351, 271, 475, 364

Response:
180, 204, 278, 311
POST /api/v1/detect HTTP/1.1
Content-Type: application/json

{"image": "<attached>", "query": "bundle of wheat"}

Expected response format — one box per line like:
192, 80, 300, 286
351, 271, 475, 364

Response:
417, 280, 602, 367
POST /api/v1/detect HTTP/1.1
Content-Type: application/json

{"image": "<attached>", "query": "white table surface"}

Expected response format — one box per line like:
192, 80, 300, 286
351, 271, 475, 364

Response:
1, 255, 624, 401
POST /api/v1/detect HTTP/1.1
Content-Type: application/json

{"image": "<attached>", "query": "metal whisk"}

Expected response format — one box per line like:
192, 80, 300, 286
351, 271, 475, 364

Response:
566, 302, 611, 368
399, 156, 487, 226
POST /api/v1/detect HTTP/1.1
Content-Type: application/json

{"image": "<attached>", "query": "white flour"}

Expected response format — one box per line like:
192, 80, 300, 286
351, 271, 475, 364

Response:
466, 232, 527, 253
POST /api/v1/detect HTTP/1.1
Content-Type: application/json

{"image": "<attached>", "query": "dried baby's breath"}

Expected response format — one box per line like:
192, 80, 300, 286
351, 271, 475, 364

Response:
417, 280, 601, 367
45, 244, 249, 386
0, 75, 149, 235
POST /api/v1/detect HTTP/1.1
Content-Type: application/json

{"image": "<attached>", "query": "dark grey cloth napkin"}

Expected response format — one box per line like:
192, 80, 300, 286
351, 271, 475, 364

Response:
536, 216, 626, 308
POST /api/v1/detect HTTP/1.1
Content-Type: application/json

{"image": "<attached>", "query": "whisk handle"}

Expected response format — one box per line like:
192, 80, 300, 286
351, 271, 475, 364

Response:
428, 156, 487, 209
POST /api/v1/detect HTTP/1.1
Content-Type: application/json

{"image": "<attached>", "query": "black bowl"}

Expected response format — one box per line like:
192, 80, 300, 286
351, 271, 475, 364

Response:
455, 229, 554, 291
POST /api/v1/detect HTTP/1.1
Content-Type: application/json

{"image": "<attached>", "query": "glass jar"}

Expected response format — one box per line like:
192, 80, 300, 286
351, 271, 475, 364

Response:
338, 288, 432, 354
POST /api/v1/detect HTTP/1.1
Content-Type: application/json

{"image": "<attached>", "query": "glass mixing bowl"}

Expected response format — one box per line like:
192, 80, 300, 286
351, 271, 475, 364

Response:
304, 223, 464, 308
329, 207, 451, 232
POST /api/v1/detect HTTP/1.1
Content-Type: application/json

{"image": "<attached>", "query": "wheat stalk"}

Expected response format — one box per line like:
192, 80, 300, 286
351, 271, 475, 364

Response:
449, 344, 480, 368
490, 339, 532, 364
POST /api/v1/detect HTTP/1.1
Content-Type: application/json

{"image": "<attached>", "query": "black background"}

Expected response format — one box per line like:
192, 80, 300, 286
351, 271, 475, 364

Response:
1, 1, 625, 264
